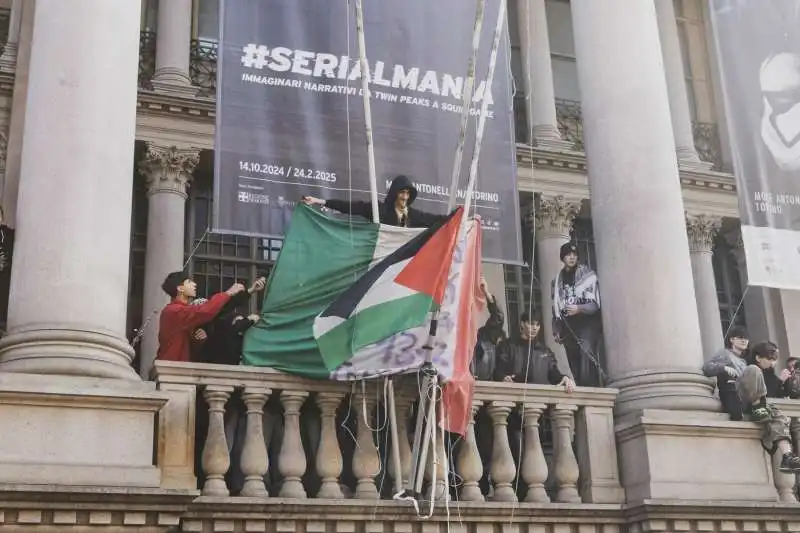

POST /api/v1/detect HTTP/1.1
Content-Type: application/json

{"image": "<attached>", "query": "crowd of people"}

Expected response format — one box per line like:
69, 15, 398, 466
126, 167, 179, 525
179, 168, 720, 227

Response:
703, 327, 800, 472
152, 174, 800, 495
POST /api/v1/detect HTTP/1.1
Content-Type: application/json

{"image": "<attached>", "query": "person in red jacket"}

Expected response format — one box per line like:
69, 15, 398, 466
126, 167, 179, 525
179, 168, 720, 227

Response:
157, 271, 246, 363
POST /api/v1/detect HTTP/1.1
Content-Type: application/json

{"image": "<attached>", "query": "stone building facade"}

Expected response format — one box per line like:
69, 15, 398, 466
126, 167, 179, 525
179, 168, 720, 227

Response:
0, 1, 800, 532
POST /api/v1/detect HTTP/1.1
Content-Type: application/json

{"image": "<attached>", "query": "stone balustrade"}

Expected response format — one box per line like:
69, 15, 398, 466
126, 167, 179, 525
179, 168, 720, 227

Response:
152, 361, 624, 505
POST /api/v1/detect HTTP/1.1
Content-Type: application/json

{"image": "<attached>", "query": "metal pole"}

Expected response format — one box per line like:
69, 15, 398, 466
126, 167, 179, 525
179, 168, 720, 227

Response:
387, 379, 404, 495
446, 0, 487, 212
353, 0, 381, 223
462, 0, 507, 225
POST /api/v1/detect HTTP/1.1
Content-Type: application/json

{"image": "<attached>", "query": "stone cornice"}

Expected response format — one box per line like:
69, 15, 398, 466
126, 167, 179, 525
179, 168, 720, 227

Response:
139, 144, 201, 198
685, 213, 722, 254
132, 92, 740, 215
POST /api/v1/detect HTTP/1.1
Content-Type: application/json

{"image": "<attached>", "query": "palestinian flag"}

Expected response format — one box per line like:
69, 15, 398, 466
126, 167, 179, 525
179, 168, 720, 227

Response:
312, 208, 463, 371
242, 204, 482, 434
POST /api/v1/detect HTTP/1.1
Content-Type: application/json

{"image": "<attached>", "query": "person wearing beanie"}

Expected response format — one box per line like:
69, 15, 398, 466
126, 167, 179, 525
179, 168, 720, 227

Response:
156, 271, 246, 364
736, 341, 800, 473
703, 325, 750, 419
551, 242, 602, 386
301, 175, 450, 228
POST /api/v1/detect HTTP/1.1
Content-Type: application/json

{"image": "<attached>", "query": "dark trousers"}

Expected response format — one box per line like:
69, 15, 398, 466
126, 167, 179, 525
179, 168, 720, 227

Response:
562, 317, 603, 387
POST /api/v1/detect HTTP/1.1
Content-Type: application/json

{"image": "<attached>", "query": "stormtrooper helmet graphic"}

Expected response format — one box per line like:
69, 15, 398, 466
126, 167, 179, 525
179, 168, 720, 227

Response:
760, 52, 800, 171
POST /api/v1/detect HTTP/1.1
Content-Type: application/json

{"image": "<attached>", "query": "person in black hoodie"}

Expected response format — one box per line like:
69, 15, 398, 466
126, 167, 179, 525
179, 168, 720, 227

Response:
301, 175, 449, 228
471, 277, 505, 382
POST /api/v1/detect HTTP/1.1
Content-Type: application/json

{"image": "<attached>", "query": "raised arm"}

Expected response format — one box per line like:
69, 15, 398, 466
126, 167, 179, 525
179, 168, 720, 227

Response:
166, 292, 233, 331
408, 207, 449, 228
303, 196, 374, 220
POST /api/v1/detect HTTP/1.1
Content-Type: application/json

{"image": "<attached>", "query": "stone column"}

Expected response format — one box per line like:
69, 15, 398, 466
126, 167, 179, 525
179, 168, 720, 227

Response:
151, 0, 196, 96
654, 0, 710, 170
516, 0, 572, 150
534, 195, 581, 379
138, 144, 199, 379
686, 214, 723, 359
0, 0, 22, 71
570, 0, 716, 414
0, 0, 143, 380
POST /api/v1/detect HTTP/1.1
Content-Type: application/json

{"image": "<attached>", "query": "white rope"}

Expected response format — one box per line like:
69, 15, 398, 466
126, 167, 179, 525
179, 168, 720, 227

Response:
447, 0, 487, 212
353, 0, 380, 223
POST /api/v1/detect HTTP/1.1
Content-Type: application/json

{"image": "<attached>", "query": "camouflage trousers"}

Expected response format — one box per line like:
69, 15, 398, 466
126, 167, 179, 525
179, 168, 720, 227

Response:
737, 366, 791, 452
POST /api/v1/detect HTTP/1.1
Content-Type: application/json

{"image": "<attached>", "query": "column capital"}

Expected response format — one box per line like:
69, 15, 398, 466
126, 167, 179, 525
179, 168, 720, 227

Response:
685, 213, 722, 254
532, 195, 581, 240
139, 144, 200, 198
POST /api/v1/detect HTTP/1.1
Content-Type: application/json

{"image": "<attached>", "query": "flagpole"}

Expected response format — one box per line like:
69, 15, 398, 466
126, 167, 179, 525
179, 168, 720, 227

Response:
446, 0, 486, 212
398, 0, 507, 515
354, 0, 404, 503
353, 0, 381, 224
462, 0, 507, 226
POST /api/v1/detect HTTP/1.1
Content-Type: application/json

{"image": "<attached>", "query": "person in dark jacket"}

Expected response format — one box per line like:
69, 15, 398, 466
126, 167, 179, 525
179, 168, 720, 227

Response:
496, 312, 575, 495
779, 357, 800, 399
301, 175, 449, 228
496, 313, 576, 390
469, 276, 505, 496
192, 277, 266, 365
471, 277, 505, 381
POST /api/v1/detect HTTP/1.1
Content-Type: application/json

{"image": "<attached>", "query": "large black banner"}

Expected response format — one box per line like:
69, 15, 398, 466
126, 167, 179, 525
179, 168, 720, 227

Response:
213, 0, 521, 264
710, 0, 800, 289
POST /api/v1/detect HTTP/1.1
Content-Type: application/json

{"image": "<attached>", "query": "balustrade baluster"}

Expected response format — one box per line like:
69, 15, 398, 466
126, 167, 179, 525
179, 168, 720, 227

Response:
488, 401, 517, 502
352, 391, 381, 499
553, 405, 581, 503
457, 401, 484, 502
315, 392, 345, 499
239, 387, 270, 498
279, 391, 309, 498
201, 385, 233, 497
521, 403, 550, 502
425, 414, 449, 501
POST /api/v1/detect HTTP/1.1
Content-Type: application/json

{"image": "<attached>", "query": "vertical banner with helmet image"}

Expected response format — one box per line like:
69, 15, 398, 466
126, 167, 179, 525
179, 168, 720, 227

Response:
710, 0, 800, 289
213, 0, 522, 264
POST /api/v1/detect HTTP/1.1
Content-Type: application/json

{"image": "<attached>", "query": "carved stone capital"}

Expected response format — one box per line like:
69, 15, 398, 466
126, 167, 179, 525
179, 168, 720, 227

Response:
533, 195, 581, 240
139, 144, 201, 198
685, 213, 722, 254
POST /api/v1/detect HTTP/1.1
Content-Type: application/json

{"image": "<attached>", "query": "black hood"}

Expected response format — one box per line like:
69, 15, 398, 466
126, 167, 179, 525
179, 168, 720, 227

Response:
385, 175, 417, 207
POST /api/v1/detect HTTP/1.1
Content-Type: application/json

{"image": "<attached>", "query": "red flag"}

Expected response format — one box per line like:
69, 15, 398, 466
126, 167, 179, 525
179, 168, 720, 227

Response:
440, 220, 482, 436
